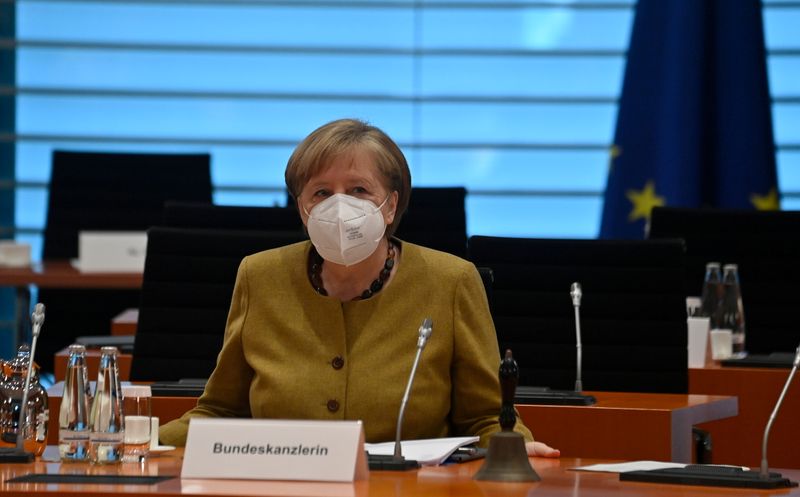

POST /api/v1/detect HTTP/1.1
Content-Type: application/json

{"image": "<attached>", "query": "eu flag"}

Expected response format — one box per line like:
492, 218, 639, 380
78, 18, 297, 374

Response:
600, 0, 780, 239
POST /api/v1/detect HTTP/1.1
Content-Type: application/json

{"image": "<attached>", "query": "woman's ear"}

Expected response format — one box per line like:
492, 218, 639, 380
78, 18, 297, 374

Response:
383, 191, 399, 226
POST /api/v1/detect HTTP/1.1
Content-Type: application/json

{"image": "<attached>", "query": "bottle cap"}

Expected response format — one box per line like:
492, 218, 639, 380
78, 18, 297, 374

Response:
100, 346, 119, 356
723, 263, 738, 271
706, 262, 721, 269
122, 385, 152, 398
67, 344, 86, 355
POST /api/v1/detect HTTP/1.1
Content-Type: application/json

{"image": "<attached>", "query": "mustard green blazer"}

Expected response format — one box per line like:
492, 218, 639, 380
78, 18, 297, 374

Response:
160, 240, 534, 447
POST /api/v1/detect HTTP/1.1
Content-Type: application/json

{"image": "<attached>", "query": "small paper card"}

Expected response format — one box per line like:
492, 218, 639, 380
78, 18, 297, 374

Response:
77, 231, 147, 273
0, 241, 31, 267
181, 419, 368, 482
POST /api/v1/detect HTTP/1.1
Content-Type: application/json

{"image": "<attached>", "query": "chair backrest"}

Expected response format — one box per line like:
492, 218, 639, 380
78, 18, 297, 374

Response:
649, 206, 800, 354
468, 235, 688, 393
476, 266, 495, 315
162, 201, 304, 232
36, 150, 213, 374
394, 187, 468, 258
129, 226, 307, 381
44, 150, 213, 259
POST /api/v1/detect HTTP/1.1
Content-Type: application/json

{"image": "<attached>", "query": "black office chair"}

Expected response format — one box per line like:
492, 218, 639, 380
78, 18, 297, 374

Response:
649, 206, 800, 354
394, 187, 468, 258
162, 201, 304, 233
476, 266, 495, 315
468, 235, 688, 393
129, 226, 307, 381
37, 150, 213, 373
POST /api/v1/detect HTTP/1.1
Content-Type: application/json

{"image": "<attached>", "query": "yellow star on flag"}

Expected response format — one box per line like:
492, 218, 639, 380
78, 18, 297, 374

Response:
750, 187, 779, 211
608, 145, 621, 173
626, 180, 665, 222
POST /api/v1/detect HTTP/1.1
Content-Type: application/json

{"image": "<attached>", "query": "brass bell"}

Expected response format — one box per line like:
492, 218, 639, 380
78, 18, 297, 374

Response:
473, 350, 541, 482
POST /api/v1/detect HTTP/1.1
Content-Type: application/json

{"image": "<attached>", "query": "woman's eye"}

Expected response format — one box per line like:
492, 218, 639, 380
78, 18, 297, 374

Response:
313, 189, 330, 198
351, 187, 368, 195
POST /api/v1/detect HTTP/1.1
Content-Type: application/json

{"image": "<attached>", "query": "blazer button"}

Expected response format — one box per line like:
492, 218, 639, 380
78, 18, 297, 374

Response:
327, 399, 340, 412
332, 356, 345, 370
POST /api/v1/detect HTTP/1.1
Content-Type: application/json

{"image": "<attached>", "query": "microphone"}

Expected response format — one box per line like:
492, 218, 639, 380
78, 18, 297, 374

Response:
393, 318, 432, 460
512, 284, 596, 405
621, 341, 800, 489
368, 317, 432, 470
760, 344, 800, 478
570, 282, 583, 392
0, 303, 45, 463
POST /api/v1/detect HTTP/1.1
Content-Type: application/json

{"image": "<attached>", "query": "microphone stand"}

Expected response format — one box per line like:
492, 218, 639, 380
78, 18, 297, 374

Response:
621, 341, 800, 489
760, 344, 800, 478
571, 282, 583, 392
513, 283, 596, 406
0, 303, 45, 463
368, 318, 432, 471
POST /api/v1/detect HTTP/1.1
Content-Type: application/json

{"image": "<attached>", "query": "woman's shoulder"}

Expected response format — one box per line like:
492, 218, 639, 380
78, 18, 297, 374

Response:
242, 240, 310, 270
398, 239, 475, 276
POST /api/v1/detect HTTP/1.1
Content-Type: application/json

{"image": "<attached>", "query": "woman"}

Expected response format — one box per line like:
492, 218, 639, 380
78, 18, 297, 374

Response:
160, 118, 559, 457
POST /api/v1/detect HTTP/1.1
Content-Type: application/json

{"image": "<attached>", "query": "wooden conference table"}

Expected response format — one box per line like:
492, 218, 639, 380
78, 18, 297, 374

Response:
690, 363, 800, 469
45, 386, 737, 464
1, 449, 799, 497
0, 260, 142, 346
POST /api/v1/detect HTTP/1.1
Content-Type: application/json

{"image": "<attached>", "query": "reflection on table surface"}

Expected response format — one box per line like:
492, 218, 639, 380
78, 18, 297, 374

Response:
1, 447, 799, 497
0, 260, 142, 288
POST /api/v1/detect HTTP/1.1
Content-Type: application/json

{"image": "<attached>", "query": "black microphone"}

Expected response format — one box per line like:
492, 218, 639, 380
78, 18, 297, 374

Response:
570, 282, 583, 392
368, 317, 432, 471
513, 284, 596, 406
621, 342, 800, 489
0, 303, 45, 463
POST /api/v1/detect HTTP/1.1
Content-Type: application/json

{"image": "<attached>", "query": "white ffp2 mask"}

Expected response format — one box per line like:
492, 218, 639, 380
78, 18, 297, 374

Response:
304, 193, 389, 266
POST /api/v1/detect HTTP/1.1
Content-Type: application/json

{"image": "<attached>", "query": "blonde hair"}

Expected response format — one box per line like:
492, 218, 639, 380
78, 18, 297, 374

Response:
285, 118, 411, 237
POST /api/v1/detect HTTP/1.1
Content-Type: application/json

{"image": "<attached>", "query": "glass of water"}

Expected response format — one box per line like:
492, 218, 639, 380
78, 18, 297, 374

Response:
121, 385, 152, 462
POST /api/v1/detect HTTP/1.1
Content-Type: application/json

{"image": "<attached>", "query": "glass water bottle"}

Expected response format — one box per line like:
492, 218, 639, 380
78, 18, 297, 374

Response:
720, 264, 747, 356
89, 346, 124, 464
59, 344, 92, 462
699, 262, 723, 328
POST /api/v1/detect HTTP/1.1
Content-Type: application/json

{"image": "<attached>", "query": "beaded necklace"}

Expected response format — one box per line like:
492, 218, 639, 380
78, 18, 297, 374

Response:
308, 242, 396, 300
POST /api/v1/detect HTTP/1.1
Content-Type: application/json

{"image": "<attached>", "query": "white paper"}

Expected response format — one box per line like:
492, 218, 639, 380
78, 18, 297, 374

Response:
572, 461, 688, 473
572, 461, 750, 473
365, 436, 479, 466
151, 445, 177, 452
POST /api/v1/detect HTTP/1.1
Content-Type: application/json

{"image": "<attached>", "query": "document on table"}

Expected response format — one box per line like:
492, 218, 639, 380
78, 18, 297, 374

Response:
572, 461, 687, 473
572, 461, 749, 473
365, 436, 479, 466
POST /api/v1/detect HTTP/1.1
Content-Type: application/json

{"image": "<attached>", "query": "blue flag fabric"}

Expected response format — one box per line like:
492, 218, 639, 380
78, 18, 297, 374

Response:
600, 0, 780, 239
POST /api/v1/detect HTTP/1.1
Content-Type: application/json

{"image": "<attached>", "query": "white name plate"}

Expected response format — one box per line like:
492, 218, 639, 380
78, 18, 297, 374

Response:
181, 419, 368, 482
77, 231, 147, 273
